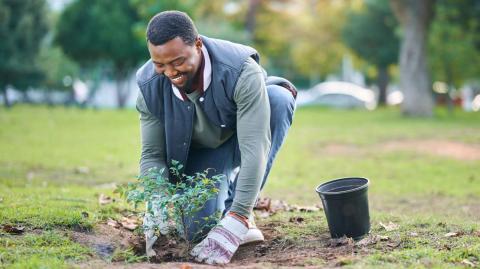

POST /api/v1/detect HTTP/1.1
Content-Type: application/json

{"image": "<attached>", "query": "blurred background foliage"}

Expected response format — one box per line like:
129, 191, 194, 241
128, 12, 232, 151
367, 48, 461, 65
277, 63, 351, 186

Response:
1, 0, 480, 115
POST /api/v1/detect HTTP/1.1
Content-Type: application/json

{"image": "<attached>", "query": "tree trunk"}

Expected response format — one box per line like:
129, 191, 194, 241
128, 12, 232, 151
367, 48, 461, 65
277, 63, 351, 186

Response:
1, 85, 11, 108
115, 79, 126, 109
377, 66, 389, 106
445, 63, 454, 114
115, 70, 131, 109
85, 66, 103, 108
44, 89, 54, 107
245, 0, 261, 40
391, 0, 435, 116
22, 91, 31, 103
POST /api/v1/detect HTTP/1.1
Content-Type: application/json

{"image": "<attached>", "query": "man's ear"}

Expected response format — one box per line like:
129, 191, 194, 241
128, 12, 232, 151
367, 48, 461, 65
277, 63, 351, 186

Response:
195, 37, 203, 51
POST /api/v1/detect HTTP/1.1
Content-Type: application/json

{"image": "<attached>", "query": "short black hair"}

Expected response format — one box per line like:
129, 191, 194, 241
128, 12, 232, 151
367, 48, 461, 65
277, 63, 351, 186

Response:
146, 11, 198, 46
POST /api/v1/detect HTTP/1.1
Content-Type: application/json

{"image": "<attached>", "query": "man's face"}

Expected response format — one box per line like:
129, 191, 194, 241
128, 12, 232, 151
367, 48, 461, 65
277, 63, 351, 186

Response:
148, 37, 202, 91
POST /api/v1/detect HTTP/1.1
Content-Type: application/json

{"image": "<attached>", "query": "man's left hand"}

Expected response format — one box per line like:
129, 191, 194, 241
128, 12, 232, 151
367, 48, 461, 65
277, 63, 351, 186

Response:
190, 213, 248, 264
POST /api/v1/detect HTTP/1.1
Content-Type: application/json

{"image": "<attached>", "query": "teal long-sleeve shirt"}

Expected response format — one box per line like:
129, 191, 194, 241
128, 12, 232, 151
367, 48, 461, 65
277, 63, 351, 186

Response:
136, 57, 271, 217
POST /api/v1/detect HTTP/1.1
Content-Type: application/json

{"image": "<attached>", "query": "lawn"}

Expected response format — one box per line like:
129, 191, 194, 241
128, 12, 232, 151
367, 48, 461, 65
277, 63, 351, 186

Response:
0, 105, 479, 268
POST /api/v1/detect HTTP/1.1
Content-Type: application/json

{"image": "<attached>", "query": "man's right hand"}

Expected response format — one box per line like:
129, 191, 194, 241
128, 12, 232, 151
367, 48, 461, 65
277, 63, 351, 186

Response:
145, 228, 158, 257
143, 204, 170, 257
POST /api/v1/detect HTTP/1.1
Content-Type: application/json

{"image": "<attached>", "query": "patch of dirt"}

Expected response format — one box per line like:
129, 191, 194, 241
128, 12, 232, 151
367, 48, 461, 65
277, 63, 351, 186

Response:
231, 222, 343, 267
71, 194, 480, 268
381, 139, 480, 161
72, 219, 394, 269
318, 139, 480, 161
321, 143, 365, 157
70, 224, 144, 260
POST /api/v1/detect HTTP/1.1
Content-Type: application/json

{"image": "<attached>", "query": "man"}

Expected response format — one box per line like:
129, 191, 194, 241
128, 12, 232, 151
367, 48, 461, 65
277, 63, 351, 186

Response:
136, 10, 296, 264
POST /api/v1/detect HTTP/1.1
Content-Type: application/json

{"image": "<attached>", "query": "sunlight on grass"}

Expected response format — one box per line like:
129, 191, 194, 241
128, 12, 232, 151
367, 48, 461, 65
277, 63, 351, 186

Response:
0, 105, 479, 268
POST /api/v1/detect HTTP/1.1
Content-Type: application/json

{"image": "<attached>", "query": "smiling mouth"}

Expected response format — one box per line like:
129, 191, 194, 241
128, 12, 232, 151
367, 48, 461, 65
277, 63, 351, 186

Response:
170, 74, 185, 84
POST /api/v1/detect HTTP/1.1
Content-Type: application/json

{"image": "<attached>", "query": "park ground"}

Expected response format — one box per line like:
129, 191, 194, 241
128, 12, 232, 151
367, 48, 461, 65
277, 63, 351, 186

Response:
0, 105, 479, 268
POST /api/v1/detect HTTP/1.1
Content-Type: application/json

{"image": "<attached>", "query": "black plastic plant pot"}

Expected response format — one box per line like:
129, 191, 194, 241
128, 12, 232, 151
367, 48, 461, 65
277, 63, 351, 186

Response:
315, 177, 370, 240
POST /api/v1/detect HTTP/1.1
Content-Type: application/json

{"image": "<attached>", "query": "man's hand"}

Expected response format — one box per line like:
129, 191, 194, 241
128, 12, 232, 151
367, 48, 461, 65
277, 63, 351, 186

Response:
143, 202, 170, 257
190, 213, 248, 264
144, 228, 158, 257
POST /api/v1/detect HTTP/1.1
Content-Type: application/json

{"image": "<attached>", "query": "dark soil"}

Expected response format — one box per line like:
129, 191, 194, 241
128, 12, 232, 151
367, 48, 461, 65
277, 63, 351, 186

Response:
70, 218, 397, 268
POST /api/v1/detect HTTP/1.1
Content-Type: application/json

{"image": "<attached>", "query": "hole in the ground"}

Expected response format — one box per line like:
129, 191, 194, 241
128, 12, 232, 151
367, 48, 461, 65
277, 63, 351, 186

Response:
93, 243, 116, 259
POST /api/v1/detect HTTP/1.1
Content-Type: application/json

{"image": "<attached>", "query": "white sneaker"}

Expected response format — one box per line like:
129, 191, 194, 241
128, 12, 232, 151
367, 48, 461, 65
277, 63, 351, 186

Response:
240, 214, 264, 245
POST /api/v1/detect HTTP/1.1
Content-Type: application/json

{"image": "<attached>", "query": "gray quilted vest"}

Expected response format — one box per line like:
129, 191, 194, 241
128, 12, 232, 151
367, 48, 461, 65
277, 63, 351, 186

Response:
136, 36, 259, 175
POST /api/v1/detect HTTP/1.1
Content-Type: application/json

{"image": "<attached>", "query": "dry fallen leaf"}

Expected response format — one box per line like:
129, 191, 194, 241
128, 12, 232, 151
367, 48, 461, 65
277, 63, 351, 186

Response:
444, 231, 463, 238
121, 216, 139, 231
254, 197, 271, 211
379, 221, 399, 231
270, 199, 290, 212
291, 205, 321, 212
355, 235, 377, 246
98, 194, 113, 205
107, 218, 121, 228
254, 197, 320, 218
355, 234, 389, 247
254, 197, 291, 215
2, 224, 25, 234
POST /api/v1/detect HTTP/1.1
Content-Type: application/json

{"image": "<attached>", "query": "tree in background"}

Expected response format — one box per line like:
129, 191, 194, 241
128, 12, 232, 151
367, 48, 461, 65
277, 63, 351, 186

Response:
56, 0, 146, 108
131, 1, 356, 89
390, 0, 436, 117
37, 4, 80, 106
0, 0, 49, 107
428, 0, 480, 111
343, 0, 399, 106
38, 46, 79, 106
131, 0, 248, 45
288, 1, 359, 86
131, 0, 218, 21
242, 1, 296, 80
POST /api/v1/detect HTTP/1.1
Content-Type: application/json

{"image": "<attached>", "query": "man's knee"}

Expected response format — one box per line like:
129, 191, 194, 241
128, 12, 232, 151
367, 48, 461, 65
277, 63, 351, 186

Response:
267, 84, 296, 122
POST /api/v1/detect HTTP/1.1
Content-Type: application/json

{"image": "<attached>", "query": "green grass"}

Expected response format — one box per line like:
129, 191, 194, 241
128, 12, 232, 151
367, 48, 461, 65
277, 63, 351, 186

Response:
0, 230, 92, 268
0, 106, 140, 185
266, 106, 480, 204
259, 210, 479, 268
0, 105, 479, 268
352, 214, 480, 268
0, 185, 125, 229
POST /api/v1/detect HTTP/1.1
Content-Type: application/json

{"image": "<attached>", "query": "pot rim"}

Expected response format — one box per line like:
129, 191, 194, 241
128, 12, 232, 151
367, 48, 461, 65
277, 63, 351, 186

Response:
315, 177, 370, 195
